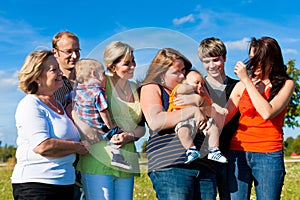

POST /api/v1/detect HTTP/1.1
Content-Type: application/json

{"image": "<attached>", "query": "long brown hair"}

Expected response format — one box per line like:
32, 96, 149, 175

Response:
141, 48, 192, 86
249, 37, 292, 100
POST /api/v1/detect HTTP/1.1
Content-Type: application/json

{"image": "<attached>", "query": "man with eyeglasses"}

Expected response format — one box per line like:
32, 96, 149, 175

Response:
52, 31, 81, 118
52, 31, 82, 200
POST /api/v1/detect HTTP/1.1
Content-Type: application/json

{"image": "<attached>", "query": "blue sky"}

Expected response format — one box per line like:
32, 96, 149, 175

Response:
0, 0, 299, 149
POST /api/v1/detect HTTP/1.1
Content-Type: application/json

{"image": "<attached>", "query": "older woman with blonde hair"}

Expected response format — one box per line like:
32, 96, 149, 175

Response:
11, 50, 88, 200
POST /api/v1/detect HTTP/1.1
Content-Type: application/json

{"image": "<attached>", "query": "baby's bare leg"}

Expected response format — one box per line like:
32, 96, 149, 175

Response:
177, 127, 195, 149
207, 123, 220, 149
206, 120, 228, 163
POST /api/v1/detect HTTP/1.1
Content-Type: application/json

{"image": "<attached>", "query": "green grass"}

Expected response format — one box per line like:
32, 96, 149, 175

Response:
1, 161, 300, 200
0, 166, 13, 200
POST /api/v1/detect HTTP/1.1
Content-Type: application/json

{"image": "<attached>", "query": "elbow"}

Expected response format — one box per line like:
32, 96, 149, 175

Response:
148, 122, 161, 132
33, 140, 53, 156
33, 146, 49, 156
260, 112, 272, 120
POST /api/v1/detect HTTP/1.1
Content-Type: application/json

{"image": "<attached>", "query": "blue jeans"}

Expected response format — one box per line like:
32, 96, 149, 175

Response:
228, 150, 285, 200
149, 167, 216, 200
81, 172, 134, 200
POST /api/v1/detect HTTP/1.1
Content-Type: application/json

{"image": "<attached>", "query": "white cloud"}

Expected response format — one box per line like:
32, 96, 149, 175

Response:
0, 70, 19, 91
283, 48, 298, 55
173, 14, 195, 25
225, 38, 250, 51
284, 38, 300, 43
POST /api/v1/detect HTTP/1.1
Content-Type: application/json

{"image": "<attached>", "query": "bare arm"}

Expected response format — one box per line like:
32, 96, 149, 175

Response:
34, 138, 89, 158
176, 83, 195, 94
175, 93, 204, 107
140, 84, 207, 132
234, 61, 295, 120
99, 109, 115, 129
110, 125, 146, 147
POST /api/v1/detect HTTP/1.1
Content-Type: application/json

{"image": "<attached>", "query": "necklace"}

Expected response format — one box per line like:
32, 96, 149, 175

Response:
46, 98, 62, 114
117, 81, 131, 101
120, 86, 128, 99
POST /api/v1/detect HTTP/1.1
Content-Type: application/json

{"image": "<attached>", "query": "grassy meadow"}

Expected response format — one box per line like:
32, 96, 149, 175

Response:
1, 159, 299, 200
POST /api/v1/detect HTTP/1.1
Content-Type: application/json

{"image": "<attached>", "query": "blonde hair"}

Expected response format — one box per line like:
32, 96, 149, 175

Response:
198, 37, 227, 61
142, 48, 192, 86
18, 50, 53, 94
103, 41, 134, 72
75, 58, 105, 83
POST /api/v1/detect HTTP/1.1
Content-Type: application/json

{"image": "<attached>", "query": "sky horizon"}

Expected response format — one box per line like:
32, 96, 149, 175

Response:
1, 0, 300, 150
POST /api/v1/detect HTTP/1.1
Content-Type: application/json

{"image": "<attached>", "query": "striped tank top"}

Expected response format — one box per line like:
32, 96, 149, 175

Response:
146, 85, 216, 173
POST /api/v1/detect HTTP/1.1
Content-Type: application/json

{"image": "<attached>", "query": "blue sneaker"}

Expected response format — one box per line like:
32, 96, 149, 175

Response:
184, 148, 201, 164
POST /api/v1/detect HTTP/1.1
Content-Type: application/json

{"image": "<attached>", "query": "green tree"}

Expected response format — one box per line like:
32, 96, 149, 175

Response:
284, 136, 295, 156
291, 135, 300, 154
285, 59, 300, 128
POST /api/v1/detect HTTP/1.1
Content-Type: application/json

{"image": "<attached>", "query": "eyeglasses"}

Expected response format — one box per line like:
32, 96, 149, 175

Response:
55, 48, 81, 56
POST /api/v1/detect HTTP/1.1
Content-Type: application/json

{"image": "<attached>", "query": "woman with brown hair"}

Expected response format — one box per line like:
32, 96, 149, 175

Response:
225, 37, 295, 199
140, 48, 217, 200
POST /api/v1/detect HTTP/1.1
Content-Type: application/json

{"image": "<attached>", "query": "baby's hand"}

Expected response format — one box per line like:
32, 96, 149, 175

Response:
212, 103, 228, 115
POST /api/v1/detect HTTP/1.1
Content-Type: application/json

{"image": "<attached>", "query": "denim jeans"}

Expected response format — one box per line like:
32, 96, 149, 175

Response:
228, 150, 285, 200
215, 162, 230, 200
149, 167, 216, 200
81, 172, 134, 200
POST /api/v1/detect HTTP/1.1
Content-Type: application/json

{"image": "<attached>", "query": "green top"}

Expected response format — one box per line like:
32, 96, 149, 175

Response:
77, 76, 143, 178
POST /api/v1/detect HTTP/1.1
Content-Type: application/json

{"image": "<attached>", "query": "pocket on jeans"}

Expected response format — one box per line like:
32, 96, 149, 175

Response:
150, 167, 173, 179
265, 150, 283, 158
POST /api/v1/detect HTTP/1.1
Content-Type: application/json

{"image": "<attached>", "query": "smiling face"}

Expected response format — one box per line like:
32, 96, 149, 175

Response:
113, 55, 136, 80
201, 55, 226, 79
36, 55, 63, 95
53, 34, 80, 74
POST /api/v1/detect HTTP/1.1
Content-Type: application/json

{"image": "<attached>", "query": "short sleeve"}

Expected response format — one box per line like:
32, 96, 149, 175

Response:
15, 96, 50, 148
95, 89, 108, 112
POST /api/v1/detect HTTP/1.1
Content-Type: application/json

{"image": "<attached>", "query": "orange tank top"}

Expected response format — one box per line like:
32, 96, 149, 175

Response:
168, 84, 190, 112
230, 87, 286, 152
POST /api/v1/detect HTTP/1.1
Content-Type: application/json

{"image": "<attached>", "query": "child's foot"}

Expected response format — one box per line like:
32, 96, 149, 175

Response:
111, 153, 132, 170
208, 148, 228, 163
184, 148, 201, 164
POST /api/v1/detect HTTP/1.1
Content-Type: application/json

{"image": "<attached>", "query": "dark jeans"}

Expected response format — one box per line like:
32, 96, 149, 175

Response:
12, 182, 74, 200
216, 162, 231, 200
149, 167, 217, 200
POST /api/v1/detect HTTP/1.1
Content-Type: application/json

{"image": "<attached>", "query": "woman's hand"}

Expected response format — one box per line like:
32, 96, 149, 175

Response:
110, 132, 135, 148
174, 93, 202, 106
234, 61, 249, 83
